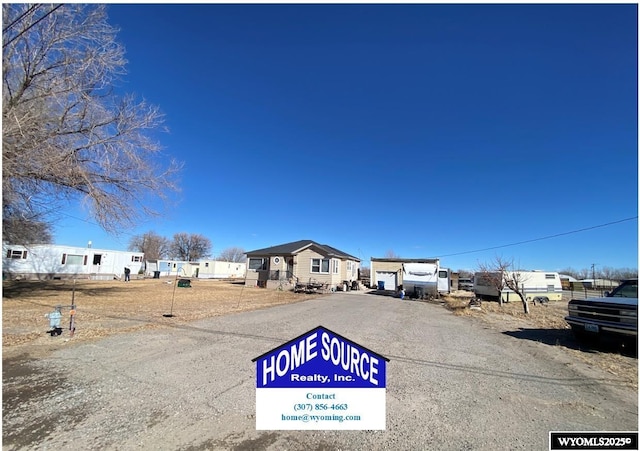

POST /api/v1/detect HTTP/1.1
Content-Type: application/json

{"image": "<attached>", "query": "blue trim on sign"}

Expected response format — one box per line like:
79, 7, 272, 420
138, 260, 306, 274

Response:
253, 326, 388, 389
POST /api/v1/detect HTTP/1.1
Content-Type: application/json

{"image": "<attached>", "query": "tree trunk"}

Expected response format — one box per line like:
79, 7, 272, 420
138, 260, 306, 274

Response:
518, 293, 529, 314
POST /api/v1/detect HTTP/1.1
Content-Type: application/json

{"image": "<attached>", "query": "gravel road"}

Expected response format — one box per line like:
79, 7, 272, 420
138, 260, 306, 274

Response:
3, 292, 637, 450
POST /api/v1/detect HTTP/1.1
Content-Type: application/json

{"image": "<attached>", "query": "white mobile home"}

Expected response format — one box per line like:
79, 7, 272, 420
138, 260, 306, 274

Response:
197, 260, 246, 279
473, 270, 563, 302
144, 259, 190, 277
144, 259, 246, 279
2, 243, 144, 280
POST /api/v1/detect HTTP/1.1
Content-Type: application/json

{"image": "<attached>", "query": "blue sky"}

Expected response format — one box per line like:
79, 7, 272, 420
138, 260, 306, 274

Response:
53, 4, 638, 272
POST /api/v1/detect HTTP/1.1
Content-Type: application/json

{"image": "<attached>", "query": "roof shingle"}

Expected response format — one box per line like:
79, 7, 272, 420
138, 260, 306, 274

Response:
246, 240, 359, 261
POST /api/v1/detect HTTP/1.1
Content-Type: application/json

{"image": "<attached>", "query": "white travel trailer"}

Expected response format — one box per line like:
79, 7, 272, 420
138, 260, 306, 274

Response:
2, 243, 144, 280
473, 270, 563, 303
402, 263, 451, 297
370, 258, 451, 297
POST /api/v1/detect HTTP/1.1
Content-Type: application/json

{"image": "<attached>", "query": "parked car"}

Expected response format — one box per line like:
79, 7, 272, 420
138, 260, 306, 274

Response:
565, 278, 637, 347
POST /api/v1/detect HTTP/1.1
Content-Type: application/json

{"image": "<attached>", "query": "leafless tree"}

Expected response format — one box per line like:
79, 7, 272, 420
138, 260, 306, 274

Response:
169, 233, 211, 261
477, 256, 531, 314
2, 216, 52, 244
128, 231, 170, 260
616, 268, 638, 279
384, 249, 400, 259
2, 4, 181, 245
218, 247, 246, 263
560, 266, 637, 282
576, 267, 591, 280
598, 266, 614, 281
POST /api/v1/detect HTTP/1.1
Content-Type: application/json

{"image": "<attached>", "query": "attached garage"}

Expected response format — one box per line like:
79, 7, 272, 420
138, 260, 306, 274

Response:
375, 271, 397, 291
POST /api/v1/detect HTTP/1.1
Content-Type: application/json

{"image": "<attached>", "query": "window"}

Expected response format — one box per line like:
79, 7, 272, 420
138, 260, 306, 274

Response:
6, 249, 27, 259
92, 254, 102, 265
311, 258, 330, 273
62, 254, 84, 265
346, 261, 352, 271
249, 258, 267, 270
609, 280, 638, 298
545, 274, 556, 279
131, 256, 143, 262
333, 260, 339, 274
438, 270, 448, 278
205, 262, 209, 268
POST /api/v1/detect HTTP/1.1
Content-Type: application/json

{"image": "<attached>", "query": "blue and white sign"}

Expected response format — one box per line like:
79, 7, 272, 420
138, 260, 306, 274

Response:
253, 326, 389, 430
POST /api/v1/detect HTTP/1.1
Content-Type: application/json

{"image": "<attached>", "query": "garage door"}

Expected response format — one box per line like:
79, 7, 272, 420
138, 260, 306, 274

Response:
375, 271, 397, 290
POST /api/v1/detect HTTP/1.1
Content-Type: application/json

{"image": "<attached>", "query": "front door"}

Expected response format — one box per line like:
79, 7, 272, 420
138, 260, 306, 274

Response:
91, 253, 102, 273
287, 258, 294, 279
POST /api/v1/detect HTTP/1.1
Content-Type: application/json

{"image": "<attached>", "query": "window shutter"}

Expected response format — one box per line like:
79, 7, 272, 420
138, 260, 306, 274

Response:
61, 254, 66, 264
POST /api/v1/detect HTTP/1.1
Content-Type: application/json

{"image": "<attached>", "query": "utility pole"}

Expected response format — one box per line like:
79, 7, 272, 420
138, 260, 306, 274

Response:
591, 263, 596, 288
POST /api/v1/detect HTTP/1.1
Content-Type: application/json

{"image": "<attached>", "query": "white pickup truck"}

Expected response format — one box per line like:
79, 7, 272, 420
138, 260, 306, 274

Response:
565, 279, 637, 347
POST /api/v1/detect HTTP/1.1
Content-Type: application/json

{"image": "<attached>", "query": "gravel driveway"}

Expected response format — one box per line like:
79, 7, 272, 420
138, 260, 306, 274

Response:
3, 292, 637, 450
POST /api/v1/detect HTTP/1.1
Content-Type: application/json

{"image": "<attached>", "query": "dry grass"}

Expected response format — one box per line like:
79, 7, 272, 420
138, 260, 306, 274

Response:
3, 281, 636, 388
2, 278, 319, 357
442, 292, 638, 388
443, 292, 569, 329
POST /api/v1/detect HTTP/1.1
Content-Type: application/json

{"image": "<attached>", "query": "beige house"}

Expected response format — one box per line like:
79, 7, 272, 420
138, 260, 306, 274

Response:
245, 240, 360, 291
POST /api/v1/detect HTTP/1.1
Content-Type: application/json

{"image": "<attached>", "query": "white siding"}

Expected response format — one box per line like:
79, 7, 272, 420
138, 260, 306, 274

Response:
2, 244, 144, 280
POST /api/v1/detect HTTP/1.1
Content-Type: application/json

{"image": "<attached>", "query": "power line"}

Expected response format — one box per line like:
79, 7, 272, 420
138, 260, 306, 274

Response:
2, 4, 39, 34
437, 216, 638, 258
55, 212, 639, 258
3, 4, 64, 50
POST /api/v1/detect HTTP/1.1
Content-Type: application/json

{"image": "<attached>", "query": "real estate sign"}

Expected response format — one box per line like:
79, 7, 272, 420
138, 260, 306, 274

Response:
253, 326, 388, 430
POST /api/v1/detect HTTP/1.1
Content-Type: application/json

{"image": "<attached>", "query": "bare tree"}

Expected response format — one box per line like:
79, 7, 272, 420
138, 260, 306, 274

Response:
169, 233, 211, 261
477, 256, 531, 314
128, 231, 170, 260
576, 267, 591, 280
615, 268, 638, 280
384, 249, 400, 259
2, 4, 181, 245
2, 216, 52, 244
218, 247, 246, 263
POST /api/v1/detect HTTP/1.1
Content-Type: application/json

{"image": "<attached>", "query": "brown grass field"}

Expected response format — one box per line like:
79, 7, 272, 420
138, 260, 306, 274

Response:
2, 280, 637, 388
442, 293, 637, 388
2, 278, 317, 357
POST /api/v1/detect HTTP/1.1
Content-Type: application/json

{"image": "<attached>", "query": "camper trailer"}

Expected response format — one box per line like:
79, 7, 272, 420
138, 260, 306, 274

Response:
370, 258, 450, 297
402, 263, 451, 297
473, 270, 563, 303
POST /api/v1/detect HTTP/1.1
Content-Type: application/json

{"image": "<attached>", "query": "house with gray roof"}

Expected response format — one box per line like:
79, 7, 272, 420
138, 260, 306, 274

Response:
244, 240, 360, 291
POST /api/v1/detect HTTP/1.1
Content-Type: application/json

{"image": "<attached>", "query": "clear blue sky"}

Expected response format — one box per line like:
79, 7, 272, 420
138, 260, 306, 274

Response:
53, 4, 638, 272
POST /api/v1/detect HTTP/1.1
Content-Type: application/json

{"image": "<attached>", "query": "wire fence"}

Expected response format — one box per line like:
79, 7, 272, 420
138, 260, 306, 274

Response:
562, 288, 613, 301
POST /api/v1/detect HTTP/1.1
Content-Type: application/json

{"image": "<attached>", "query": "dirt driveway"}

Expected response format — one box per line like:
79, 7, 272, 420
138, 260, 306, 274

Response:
3, 280, 638, 450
